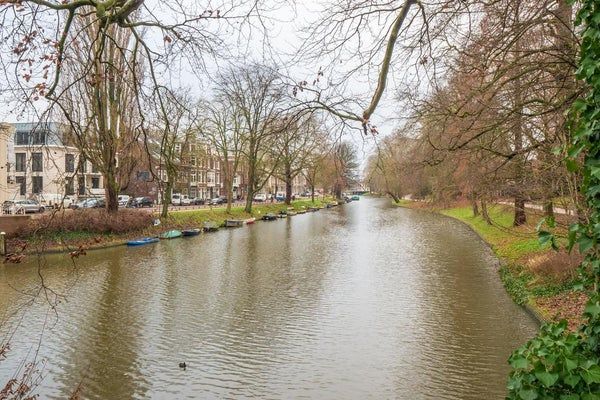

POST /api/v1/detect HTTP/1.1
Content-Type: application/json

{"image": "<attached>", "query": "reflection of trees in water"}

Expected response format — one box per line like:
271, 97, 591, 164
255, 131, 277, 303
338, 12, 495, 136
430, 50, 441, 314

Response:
55, 255, 151, 399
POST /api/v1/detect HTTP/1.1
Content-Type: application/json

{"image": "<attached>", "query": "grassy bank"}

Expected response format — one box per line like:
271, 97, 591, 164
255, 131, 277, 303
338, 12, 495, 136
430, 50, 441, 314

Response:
7, 199, 332, 257
167, 199, 329, 227
399, 201, 587, 329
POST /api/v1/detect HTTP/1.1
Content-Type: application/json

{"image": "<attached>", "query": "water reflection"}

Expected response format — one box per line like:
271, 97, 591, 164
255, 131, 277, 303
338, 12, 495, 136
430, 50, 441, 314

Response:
0, 198, 537, 399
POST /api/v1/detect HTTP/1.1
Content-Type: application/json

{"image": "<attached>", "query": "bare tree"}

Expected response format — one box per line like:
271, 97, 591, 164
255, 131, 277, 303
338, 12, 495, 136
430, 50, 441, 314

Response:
200, 95, 246, 212
151, 88, 196, 219
217, 64, 284, 213
59, 14, 141, 212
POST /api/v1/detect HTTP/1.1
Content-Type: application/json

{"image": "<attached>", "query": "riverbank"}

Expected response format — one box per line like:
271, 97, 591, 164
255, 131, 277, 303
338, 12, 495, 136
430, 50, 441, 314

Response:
397, 200, 587, 329
6, 199, 332, 257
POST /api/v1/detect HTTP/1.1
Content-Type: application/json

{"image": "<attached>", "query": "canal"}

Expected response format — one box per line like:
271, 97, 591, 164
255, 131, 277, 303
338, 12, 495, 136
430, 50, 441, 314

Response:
0, 198, 538, 399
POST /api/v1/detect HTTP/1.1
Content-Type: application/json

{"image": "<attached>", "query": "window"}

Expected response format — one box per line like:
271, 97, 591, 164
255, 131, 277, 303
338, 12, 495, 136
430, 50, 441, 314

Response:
15, 153, 26, 172
190, 156, 197, 166
16, 176, 25, 195
15, 131, 28, 145
190, 171, 197, 182
92, 177, 100, 189
65, 154, 75, 173
32, 153, 43, 172
31, 131, 46, 145
92, 163, 99, 173
65, 177, 74, 195
32, 176, 43, 194
174, 143, 181, 154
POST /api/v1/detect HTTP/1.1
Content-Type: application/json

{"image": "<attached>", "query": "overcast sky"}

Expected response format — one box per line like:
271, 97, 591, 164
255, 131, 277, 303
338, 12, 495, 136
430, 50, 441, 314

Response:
1, 0, 424, 167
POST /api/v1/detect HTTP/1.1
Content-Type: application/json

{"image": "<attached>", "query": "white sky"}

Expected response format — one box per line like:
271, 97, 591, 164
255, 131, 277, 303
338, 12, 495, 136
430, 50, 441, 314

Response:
0, 0, 424, 168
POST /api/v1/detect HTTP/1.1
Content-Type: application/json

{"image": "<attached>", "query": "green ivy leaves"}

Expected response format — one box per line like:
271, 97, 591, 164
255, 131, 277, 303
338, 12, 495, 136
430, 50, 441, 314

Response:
508, 1, 600, 399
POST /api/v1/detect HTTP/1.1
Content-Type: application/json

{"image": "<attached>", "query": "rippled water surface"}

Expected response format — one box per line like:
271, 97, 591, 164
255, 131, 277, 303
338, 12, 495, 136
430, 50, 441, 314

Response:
0, 198, 538, 399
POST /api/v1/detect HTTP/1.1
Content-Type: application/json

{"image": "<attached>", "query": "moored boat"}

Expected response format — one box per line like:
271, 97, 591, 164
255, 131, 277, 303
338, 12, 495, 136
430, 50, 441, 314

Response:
225, 219, 244, 227
262, 213, 277, 221
182, 228, 201, 236
127, 237, 159, 246
244, 218, 256, 225
203, 221, 219, 232
287, 211, 297, 216
307, 207, 319, 212
159, 230, 183, 239
351, 195, 360, 201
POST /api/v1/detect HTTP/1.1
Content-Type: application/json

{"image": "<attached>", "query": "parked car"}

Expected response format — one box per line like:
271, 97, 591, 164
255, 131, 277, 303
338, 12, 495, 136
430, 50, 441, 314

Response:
191, 197, 205, 205
275, 193, 286, 202
3, 199, 45, 214
253, 193, 267, 202
118, 195, 131, 207
83, 198, 105, 209
129, 197, 154, 208
172, 193, 191, 206
38, 193, 75, 209
71, 198, 105, 209
209, 197, 225, 205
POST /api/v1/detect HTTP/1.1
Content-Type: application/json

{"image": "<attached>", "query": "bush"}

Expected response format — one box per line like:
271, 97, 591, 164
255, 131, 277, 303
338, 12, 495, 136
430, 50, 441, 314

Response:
21, 209, 154, 236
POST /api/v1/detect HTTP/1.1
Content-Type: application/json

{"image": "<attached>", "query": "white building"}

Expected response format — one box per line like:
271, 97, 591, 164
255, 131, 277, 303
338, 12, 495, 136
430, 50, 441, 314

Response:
9, 122, 105, 204
0, 124, 18, 203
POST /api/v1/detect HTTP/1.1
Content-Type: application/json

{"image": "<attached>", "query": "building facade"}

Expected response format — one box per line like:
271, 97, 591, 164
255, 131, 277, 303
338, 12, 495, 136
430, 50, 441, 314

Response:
263, 173, 309, 198
0, 124, 18, 203
9, 122, 105, 202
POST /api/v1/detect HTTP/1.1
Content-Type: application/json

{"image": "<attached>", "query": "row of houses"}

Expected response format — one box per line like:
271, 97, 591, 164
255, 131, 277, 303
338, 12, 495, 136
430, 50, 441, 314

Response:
0, 122, 310, 205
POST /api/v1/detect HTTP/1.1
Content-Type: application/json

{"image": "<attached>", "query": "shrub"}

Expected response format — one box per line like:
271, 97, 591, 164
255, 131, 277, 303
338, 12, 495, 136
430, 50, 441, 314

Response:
20, 209, 154, 236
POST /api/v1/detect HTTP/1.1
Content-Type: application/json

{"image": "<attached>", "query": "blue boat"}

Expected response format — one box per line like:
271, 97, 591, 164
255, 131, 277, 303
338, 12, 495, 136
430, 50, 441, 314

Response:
127, 237, 159, 246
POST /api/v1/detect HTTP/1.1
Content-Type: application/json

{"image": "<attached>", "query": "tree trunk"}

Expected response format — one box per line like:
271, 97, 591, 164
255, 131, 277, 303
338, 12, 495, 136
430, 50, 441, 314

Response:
224, 174, 233, 213
311, 184, 315, 203
387, 191, 400, 203
103, 155, 119, 213
244, 169, 254, 214
105, 173, 119, 213
481, 201, 492, 225
161, 180, 173, 219
514, 195, 527, 226
285, 166, 293, 205
471, 196, 479, 217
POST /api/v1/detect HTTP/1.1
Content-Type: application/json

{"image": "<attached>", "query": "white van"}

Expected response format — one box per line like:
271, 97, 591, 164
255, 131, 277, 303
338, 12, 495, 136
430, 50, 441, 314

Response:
171, 193, 191, 206
118, 195, 130, 207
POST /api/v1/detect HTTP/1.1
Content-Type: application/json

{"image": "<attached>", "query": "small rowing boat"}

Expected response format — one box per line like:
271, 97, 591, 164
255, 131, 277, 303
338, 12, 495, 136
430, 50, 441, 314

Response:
262, 213, 277, 221
160, 230, 182, 239
244, 218, 256, 225
182, 228, 201, 236
225, 219, 244, 227
127, 237, 159, 246
203, 221, 219, 232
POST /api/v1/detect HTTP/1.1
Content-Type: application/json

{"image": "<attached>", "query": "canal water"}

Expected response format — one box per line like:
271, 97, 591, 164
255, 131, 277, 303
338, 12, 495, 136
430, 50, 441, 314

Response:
0, 198, 538, 399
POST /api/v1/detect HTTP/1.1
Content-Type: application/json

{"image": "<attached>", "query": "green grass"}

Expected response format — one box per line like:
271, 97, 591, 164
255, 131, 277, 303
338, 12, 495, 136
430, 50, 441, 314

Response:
440, 205, 544, 261
167, 199, 331, 227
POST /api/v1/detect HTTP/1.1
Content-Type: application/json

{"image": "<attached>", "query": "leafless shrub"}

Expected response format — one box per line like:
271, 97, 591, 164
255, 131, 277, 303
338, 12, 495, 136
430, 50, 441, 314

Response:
527, 251, 583, 283
20, 210, 154, 237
